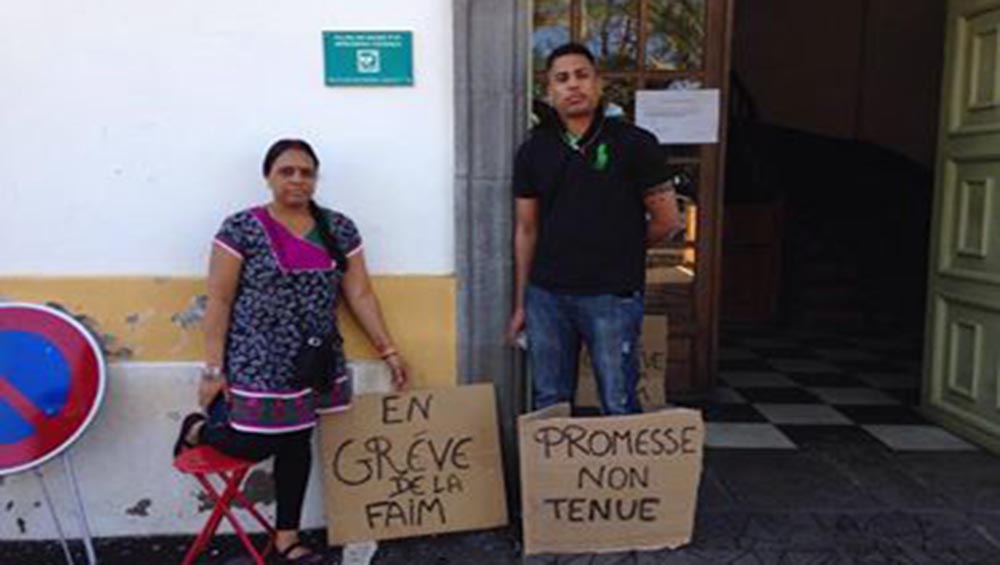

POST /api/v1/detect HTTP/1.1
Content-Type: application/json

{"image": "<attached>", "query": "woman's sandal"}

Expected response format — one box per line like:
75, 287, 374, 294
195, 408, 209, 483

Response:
275, 541, 325, 563
172, 412, 205, 457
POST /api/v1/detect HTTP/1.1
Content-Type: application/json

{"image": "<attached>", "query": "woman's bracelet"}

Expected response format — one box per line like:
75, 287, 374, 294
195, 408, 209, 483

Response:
201, 364, 223, 381
378, 346, 398, 360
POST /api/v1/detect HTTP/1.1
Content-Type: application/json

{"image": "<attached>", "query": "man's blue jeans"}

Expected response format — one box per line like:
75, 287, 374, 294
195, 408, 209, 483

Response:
525, 284, 644, 415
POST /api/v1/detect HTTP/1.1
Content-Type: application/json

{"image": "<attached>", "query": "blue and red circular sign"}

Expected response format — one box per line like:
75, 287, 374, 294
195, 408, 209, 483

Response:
0, 303, 106, 476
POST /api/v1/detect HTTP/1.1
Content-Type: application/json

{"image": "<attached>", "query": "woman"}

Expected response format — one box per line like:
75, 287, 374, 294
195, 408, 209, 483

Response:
175, 139, 408, 562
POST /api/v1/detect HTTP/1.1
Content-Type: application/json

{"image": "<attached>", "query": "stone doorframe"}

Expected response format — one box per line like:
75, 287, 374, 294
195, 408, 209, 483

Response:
453, 1, 531, 504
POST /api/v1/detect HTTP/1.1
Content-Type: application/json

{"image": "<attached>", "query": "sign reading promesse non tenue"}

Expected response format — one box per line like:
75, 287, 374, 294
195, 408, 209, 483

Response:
519, 404, 704, 555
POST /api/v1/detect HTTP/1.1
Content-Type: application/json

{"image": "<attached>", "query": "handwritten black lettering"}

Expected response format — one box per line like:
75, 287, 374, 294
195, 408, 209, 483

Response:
588, 430, 613, 457
543, 498, 567, 520
387, 473, 465, 499
365, 436, 408, 478
382, 395, 402, 424
660, 427, 681, 455
405, 433, 429, 473
567, 498, 586, 522
333, 433, 474, 486
427, 436, 472, 471
680, 425, 698, 454
634, 428, 651, 456
444, 473, 464, 493
533, 426, 567, 459
577, 465, 650, 491
542, 497, 661, 523
382, 394, 434, 425
564, 425, 588, 458
532, 425, 697, 459
638, 497, 659, 522
365, 497, 447, 529
610, 430, 634, 457
332, 439, 371, 486
411, 395, 433, 421
387, 475, 423, 498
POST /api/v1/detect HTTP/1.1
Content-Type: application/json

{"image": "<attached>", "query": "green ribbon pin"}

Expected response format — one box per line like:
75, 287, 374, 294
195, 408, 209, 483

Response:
593, 143, 609, 171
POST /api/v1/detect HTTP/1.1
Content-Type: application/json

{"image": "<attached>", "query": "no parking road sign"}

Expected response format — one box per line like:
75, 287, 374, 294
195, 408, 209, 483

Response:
0, 303, 107, 476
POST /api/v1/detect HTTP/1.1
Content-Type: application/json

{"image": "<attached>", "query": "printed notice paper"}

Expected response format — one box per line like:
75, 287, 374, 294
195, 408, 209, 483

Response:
635, 89, 720, 144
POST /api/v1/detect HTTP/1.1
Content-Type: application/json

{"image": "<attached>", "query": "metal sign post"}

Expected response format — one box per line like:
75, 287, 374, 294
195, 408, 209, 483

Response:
0, 303, 108, 564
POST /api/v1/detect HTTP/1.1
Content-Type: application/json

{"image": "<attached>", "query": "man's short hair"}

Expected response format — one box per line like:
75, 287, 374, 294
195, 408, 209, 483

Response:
545, 42, 597, 71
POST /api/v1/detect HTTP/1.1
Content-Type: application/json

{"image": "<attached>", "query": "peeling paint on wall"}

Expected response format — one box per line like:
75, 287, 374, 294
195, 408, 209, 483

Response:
125, 498, 152, 517
196, 491, 213, 513
44, 302, 134, 361
171, 295, 207, 330
16, 517, 25, 534
4, 501, 12, 512
124, 309, 156, 330
239, 470, 276, 508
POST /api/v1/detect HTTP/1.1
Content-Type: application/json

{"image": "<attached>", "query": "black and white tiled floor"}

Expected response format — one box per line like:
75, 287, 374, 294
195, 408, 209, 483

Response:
688, 327, 978, 452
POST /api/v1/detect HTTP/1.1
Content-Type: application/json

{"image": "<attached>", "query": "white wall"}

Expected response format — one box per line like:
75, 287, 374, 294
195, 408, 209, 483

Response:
0, 0, 454, 276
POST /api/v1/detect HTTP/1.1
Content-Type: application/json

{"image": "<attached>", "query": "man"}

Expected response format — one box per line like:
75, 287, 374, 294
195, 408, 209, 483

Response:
507, 43, 683, 415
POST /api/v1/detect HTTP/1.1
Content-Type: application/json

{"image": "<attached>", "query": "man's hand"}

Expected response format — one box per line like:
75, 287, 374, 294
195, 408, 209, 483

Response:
510, 198, 539, 347
506, 307, 526, 346
643, 182, 683, 247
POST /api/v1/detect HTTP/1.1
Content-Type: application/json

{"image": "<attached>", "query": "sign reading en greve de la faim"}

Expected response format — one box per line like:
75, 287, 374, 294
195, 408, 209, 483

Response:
323, 31, 414, 86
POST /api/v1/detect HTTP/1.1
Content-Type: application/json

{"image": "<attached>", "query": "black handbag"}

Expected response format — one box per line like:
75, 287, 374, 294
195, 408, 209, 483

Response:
293, 332, 337, 392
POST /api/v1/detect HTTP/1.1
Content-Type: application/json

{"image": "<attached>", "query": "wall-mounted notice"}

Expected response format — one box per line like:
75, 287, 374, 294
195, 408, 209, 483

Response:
519, 404, 704, 555
319, 384, 507, 544
575, 315, 668, 411
635, 89, 720, 144
323, 31, 414, 86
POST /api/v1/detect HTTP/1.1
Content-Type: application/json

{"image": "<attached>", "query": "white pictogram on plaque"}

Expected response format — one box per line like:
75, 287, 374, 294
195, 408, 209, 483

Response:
356, 49, 381, 74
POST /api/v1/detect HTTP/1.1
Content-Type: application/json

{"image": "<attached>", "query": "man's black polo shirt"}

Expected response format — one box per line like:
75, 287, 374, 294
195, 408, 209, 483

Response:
513, 114, 671, 295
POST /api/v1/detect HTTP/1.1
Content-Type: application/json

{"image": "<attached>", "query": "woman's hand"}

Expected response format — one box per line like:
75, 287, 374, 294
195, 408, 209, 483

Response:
198, 375, 228, 409
384, 353, 409, 391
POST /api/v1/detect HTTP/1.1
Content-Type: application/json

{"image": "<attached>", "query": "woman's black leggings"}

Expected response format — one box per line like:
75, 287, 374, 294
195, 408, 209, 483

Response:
199, 424, 313, 530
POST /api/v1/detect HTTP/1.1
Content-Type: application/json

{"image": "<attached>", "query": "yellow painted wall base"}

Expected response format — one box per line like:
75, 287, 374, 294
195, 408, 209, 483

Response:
0, 276, 456, 388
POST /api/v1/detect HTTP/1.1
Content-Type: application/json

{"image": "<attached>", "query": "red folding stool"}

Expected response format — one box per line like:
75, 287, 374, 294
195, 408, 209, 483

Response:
174, 446, 276, 565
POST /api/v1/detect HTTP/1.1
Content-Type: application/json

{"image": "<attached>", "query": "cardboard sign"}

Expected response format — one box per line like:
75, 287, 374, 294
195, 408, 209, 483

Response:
519, 404, 704, 555
319, 384, 508, 543
575, 316, 668, 411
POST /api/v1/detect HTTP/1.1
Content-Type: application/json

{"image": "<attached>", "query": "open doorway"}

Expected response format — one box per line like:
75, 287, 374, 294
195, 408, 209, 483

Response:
721, 0, 945, 340
713, 1, 950, 445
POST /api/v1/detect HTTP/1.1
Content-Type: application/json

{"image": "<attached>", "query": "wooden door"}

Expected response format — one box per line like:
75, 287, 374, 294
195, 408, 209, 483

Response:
923, 0, 1000, 451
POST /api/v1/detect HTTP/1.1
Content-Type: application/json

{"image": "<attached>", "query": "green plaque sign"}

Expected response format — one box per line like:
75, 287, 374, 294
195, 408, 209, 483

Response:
323, 31, 413, 86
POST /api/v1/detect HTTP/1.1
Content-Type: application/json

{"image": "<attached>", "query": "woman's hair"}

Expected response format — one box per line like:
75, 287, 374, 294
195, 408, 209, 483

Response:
262, 138, 348, 274
262, 138, 320, 176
